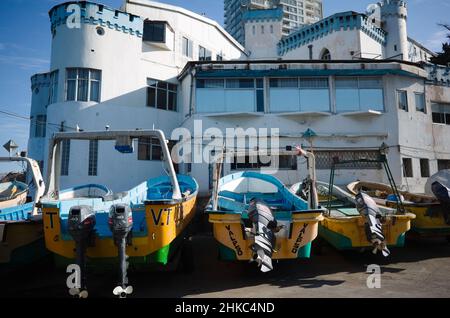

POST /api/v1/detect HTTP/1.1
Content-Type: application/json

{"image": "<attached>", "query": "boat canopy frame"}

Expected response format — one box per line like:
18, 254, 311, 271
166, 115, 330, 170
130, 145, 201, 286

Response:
0, 156, 45, 216
327, 154, 405, 213
45, 130, 182, 201
211, 147, 318, 211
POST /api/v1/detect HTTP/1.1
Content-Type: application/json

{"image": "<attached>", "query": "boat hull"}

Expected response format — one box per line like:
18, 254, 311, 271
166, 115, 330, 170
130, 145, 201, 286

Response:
319, 214, 413, 250
42, 196, 197, 266
210, 212, 323, 261
0, 220, 47, 267
348, 181, 450, 237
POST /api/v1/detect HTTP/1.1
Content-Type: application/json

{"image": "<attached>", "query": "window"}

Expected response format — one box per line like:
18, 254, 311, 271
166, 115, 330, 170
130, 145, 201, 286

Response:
35, 115, 46, 138
270, 25, 274, 34
138, 137, 162, 161
431, 103, 450, 125
66, 68, 101, 102
415, 92, 426, 113
269, 77, 330, 112
196, 78, 263, 113
420, 159, 430, 177
182, 37, 193, 58
261, 25, 264, 34
61, 140, 71, 176
88, 140, 98, 176
335, 77, 384, 112
402, 158, 413, 178
143, 20, 165, 43
252, 25, 256, 35
147, 79, 177, 111
438, 160, 450, 171
199, 46, 212, 61
48, 70, 59, 105
397, 90, 408, 111
231, 155, 297, 170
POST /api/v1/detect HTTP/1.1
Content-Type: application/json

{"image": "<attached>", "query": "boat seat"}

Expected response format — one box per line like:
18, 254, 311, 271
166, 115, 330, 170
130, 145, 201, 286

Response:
102, 192, 128, 202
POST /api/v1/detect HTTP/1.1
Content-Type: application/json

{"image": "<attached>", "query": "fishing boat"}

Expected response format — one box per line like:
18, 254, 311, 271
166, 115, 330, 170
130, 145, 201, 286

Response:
292, 153, 415, 255
0, 157, 47, 268
0, 180, 28, 210
206, 147, 324, 272
347, 181, 450, 237
40, 130, 198, 298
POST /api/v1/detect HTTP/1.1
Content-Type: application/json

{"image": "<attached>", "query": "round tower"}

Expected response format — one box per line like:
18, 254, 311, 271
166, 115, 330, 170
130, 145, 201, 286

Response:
380, 0, 408, 60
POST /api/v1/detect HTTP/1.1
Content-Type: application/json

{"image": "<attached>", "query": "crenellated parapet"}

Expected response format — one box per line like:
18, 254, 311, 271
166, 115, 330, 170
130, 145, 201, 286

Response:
31, 72, 51, 92
49, 1, 143, 38
278, 11, 387, 56
380, 0, 407, 19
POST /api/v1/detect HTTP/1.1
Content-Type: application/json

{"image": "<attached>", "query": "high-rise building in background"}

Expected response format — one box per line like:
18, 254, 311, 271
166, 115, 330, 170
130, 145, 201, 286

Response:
224, 0, 323, 45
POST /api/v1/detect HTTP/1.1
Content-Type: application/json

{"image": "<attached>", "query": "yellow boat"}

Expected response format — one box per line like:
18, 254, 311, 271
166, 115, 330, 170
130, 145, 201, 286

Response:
347, 181, 450, 237
207, 148, 324, 272
40, 130, 198, 297
0, 156, 47, 268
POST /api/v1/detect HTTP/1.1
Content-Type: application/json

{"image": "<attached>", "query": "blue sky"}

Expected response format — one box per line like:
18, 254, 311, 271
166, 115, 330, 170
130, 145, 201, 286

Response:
0, 0, 448, 172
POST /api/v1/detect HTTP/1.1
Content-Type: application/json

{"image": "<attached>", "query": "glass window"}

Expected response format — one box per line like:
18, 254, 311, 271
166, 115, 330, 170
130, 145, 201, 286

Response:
438, 160, 450, 171
335, 78, 359, 112
402, 158, 413, 178
35, 115, 46, 138
420, 159, 430, 178
182, 37, 193, 58
336, 77, 384, 112
138, 137, 163, 161
197, 79, 224, 89
65, 68, 101, 102
398, 90, 408, 111
299, 78, 330, 112
231, 155, 297, 170
88, 140, 98, 176
225, 90, 255, 112
415, 93, 426, 113
270, 78, 298, 88
61, 140, 71, 176
226, 79, 254, 89
199, 46, 212, 61
146, 78, 177, 111
48, 70, 59, 105
143, 21, 165, 43
431, 103, 450, 125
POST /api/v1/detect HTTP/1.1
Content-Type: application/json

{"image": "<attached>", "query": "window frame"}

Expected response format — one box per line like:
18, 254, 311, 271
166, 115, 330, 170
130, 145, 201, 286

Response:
397, 90, 409, 112
65, 68, 102, 103
146, 78, 178, 112
402, 158, 413, 178
414, 92, 426, 113
88, 140, 99, 176
34, 114, 47, 138
143, 20, 166, 43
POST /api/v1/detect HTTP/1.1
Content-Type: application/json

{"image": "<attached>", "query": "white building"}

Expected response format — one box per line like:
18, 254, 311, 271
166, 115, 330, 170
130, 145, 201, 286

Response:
28, 0, 450, 196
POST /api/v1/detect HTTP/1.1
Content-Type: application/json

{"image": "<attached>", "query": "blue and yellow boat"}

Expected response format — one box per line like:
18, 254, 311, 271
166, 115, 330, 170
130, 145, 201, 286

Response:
40, 130, 198, 297
206, 148, 324, 272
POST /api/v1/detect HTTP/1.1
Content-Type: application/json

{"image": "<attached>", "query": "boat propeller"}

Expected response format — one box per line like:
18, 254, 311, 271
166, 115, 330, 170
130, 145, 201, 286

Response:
355, 193, 390, 257
109, 204, 134, 298
68, 205, 97, 298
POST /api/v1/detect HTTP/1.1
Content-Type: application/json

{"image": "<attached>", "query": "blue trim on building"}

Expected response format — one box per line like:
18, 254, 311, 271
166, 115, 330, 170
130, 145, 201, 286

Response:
277, 11, 387, 56
195, 68, 424, 79
49, 1, 143, 38
242, 8, 284, 23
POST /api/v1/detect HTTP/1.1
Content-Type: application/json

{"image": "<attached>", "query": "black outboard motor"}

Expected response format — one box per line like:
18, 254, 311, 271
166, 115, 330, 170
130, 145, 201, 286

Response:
247, 198, 279, 272
431, 181, 450, 225
109, 204, 134, 298
355, 193, 390, 257
68, 205, 96, 298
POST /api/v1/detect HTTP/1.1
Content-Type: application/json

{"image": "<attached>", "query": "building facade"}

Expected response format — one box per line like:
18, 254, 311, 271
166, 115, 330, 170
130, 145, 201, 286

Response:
27, 0, 450, 196
224, 0, 323, 46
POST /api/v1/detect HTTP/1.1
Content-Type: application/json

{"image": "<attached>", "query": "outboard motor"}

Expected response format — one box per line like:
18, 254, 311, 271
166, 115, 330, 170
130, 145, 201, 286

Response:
109, 204, 134, 298
355, 193, 390, 257
68, 206, 96, 298
247, 199, 280, 273
431, 182, 450, 225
